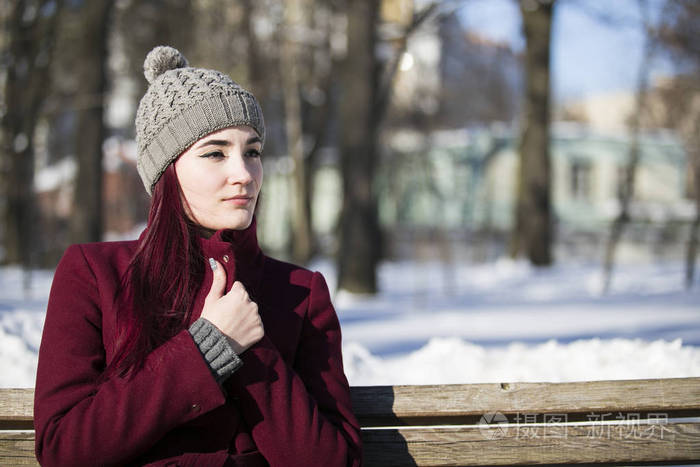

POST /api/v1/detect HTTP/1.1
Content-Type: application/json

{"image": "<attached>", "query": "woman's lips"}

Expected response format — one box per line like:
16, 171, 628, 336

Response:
223, 196, 253, 206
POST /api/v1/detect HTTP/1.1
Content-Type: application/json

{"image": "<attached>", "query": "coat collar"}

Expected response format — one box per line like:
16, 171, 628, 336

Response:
197, 216, 262, 266
136, 217, 266, 299
197, 217, 265, 300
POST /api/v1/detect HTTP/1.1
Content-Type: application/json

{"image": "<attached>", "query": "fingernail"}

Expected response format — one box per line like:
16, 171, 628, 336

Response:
208, 258, 217, 271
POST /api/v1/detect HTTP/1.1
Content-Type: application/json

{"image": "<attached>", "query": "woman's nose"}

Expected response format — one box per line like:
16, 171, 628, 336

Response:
225, 154, 253, 185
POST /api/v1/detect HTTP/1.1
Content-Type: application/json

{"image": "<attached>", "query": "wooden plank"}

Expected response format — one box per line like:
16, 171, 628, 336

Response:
0, 388, 33, 420
0, 388, 34, 430
2, 424, 699, 467
362, 422, 700, 466
3, 382, 700, 467
0, 432, 39, 466
351, 377, 700, 425
6, 378, 700, 424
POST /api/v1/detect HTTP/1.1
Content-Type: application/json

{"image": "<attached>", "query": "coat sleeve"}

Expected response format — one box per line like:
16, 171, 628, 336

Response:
34, 245, 228, 467
227, 271, 363, 467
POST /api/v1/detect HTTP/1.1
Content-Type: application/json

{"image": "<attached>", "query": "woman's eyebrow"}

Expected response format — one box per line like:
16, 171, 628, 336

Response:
195, 136, 261, 149
195, 139, 231, 149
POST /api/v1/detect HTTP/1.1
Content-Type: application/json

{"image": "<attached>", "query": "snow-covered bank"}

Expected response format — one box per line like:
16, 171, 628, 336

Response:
1, 259, 699, 387
342, 337, 700, 385
328, 259, 700, 355
331, 259, 700, 384
0, 267, 52, 387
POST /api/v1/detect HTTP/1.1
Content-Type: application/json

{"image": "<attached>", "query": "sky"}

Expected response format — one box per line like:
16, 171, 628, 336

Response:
456, 0, 674, 102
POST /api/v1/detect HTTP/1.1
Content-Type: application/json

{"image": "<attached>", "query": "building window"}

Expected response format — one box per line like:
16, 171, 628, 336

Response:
570, 160, 592, 200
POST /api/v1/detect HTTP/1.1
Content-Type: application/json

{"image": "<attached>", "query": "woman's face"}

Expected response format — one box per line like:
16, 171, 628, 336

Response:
174, 126, 263, 234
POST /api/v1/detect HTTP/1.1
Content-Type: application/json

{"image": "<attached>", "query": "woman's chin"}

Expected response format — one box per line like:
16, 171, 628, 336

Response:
187, 205, 256, 233
213, 211, 254, 231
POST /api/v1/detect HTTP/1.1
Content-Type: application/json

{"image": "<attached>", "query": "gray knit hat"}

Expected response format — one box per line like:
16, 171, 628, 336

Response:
135, 46, 265, 194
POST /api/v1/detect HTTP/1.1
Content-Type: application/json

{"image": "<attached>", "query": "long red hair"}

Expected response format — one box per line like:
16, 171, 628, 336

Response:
104, 165, 204, 380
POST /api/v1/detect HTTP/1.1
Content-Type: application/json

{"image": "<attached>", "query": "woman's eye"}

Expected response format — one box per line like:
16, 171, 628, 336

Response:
201, 150, 225, 160
246, 149, 262, 158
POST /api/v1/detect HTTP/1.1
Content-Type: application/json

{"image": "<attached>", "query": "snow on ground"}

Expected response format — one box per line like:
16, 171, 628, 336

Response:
342, 337, 700, 385
324, 259, 700, 353
322, 259, 700, 385
1, 258, 699, 387
0, 267, 53, 388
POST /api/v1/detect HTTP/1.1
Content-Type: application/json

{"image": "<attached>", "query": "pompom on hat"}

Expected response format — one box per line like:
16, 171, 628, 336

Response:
135, 46, 265, 195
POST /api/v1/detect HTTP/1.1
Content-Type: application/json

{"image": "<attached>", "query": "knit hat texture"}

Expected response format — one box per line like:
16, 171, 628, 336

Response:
135, 46, 265, 195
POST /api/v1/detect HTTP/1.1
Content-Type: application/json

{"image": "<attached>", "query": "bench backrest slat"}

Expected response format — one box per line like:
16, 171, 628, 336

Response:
0, 389, 33, 421
0, 389, 34, 430
0, 432, 37, 466
3, 425, 700, 466
2, 378, 700, 466
363, 422, 700, 466
351, 377, 700, 425
6, 378, 700, 425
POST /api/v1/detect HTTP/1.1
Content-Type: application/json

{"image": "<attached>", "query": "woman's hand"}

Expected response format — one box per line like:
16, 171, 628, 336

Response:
200, 258, 264, 354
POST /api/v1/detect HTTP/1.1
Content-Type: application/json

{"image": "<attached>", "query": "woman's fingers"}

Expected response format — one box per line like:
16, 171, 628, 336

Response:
229, 281, 249, 301
206, 258, 226, 302
200, 267, 264, 354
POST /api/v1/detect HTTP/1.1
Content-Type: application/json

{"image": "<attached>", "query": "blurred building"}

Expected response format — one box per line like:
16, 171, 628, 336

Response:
436, 13, 521, 127
383, 123, 689, 229
387, 10, 522, 129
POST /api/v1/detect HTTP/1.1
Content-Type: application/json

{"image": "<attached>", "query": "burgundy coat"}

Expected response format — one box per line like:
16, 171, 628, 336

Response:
34, 222, 362, 466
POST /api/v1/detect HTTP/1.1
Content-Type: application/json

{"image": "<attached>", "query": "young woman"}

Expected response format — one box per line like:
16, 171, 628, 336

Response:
34, 46, 362, 467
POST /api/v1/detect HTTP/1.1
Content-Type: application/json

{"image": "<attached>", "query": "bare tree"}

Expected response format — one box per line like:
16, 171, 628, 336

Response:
69, 0, 113, 245
510, 0, 555, 266
281, 0, 313, 264
300, 0, 340, 261
602, 0, 655, 293
375, 3, 440, 126
337, 1, 446, 293
684, 103, 700, 289
118, 0, 194, 90
0, 0, 63, 265
337, 0, 381, 293
680, 88, 700, 289
653, 0, 700, 288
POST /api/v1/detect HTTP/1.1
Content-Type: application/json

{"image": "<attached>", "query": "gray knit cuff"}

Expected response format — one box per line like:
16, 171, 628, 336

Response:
188, 318, 242, 384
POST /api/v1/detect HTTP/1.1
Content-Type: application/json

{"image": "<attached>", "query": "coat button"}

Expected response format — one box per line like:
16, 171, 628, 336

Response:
222, 255, 229, 263
191, 403, 201, 413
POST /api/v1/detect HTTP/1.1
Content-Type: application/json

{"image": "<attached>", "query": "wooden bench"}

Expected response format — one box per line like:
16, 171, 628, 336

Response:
2, 377, 699, 466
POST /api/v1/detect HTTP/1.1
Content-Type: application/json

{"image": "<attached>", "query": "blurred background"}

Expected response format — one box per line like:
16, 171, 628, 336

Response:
0, 0, 699, 386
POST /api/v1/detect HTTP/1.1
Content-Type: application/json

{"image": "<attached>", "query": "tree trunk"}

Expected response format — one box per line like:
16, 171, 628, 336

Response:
301, 63, 335, 261
282, 0, 312, 264
70, 0, 113, 245
241, 0, 265, 102
685, 138, 700, 289
511, 0, 555, 266
337, 0, 381, 294
0, 0, 62, 266
602, 0, 654, 293
301, 0, 342, 260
